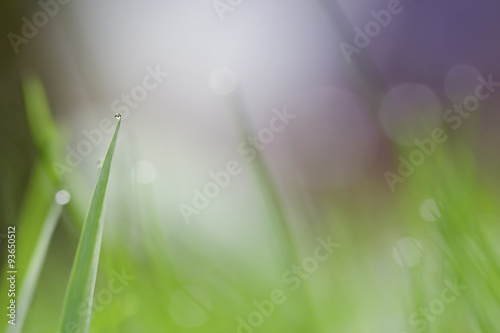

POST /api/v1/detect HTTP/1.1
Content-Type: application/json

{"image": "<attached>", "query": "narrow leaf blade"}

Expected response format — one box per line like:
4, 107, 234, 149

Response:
59, 118, 121, 333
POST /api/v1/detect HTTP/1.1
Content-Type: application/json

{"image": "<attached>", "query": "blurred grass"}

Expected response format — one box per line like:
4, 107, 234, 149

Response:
1, 162, 57, 333
1, 76, 499, 333
6, 191, 62, 333
21, 76, 88, 228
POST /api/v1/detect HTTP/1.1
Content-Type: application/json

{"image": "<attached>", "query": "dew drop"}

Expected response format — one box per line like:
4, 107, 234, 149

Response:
115, 113, 122, 120
96, 158, 104, 169
55, 190, 71, 205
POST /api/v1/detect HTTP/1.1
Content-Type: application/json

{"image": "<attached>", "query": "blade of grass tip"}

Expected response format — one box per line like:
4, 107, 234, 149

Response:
59, 117, 121, 333
7, 199, 63, 333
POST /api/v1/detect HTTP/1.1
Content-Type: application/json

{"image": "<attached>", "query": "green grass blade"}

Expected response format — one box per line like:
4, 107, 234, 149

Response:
7, 199, 62, 333
59, 118, 121, 333
22, 75, 88, 229
22, 75, 62, 185
0, 162, 54, 332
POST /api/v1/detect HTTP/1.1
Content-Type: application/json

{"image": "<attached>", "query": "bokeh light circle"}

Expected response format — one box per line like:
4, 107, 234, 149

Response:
135, 160, 157, 184
379, 83, 442, 146
444, 64, 481, 103
55, 190, 71, 205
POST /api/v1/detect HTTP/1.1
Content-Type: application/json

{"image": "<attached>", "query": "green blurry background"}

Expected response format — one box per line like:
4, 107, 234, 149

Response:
1, 0, 500, 332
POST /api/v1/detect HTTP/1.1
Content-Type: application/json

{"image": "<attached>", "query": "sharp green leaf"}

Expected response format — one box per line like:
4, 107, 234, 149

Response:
59, 118, 121, 333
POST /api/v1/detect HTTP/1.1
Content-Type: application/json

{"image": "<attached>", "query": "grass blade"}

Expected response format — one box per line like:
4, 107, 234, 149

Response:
59, 118, 121, 333
22, 75, 88, 228
7, 198, 62, 333
0, 162, 54, 332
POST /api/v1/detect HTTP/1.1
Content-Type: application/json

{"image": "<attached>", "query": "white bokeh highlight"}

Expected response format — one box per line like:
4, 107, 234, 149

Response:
134, 160, 157, 184
420, 198, 441, 222
55, 190, 71, 205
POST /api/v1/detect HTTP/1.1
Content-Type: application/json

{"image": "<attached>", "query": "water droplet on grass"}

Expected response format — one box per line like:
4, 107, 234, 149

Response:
115, 113, 122, 119
96, 158, 104, 169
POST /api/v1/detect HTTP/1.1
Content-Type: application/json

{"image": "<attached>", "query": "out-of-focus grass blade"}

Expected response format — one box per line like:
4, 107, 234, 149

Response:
22, 75, 88, 228
7, 198, 62, 333
228, 91, 321, 331
0, 162, 54, 332
22, 75, 62, 185
59, 118, 121, 333
2, 76, 69, 332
